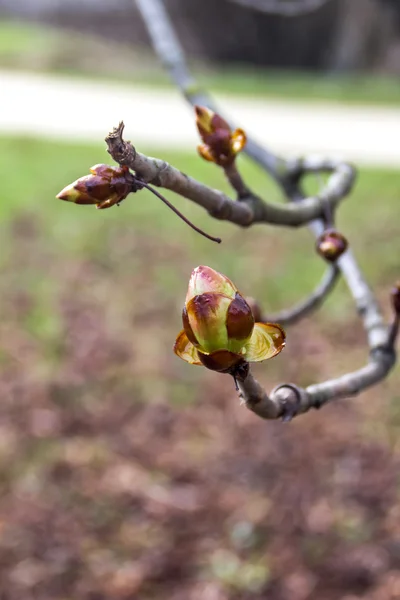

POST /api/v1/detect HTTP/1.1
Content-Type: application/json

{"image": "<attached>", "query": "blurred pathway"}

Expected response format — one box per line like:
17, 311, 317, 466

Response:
2, 70, 400, 167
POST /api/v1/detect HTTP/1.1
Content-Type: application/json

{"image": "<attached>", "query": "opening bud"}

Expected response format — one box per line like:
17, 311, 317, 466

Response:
174, 266, 285, 374
195, 106, 246, 167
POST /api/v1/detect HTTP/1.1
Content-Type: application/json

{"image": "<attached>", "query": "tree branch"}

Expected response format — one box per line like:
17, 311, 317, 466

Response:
228, 0, 332, 18
106, 120, 397, 416
125, 1, 398, 420
285, 184, 388, 350
106, 123, 355, 228
281, 157, 388, 349
134, 0, 286, 180
237, 216, 397, 421
239, 345, 396, 421
223, 162, 251, 199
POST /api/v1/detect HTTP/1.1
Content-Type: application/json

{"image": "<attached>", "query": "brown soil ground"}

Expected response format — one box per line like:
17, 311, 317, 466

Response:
0, 215, 399, 600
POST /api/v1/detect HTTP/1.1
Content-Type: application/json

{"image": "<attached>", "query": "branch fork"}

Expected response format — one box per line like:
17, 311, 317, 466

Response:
102, 1, 400, 420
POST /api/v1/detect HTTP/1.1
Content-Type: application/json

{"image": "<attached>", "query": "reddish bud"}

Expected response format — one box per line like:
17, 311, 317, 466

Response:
56, 164, 132, 210
174, 266, 285, 373
226, 293, 255, 341
316, 229, 348, 262
195, 106, 246, 167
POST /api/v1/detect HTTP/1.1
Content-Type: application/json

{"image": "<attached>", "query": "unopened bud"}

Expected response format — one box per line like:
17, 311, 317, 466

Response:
316, 229, 348, 262
56, 164, 132, 210
391, 282, 400, 317
195, 106, 246, 167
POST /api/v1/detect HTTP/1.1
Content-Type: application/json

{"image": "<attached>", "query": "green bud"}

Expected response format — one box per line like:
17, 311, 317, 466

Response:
174, 266, 286, 373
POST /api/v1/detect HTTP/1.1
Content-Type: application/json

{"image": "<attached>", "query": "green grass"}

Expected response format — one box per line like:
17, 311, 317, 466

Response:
0, 20, 58, 56
2, 19, 400, 106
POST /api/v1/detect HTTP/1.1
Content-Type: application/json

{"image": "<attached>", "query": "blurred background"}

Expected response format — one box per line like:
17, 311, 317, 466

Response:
0, 1, 400, 599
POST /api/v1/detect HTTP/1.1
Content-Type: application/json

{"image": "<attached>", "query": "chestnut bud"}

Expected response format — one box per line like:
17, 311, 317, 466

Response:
174, 266, 285, 373
316, 229, 348, 262
195, 106, 246, 167
56, 164, 132, 210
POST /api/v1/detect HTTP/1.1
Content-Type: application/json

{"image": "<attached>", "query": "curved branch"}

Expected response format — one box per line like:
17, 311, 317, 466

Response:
238, 176, 395, 421
239, 346, 396, 421
129, 1, 397, 419
228, 0, 332, 17
263, 265, 339, 326
106, 123, 355, 228
237, 195, 395, 421
134, 0, 286, 180
285, 177, 388, 351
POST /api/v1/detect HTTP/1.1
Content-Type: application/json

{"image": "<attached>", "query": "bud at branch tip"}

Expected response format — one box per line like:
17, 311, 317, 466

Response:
195, 106, 246, 167
57, 165, 221, 243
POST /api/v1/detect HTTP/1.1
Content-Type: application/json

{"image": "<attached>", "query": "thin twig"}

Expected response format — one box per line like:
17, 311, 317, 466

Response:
134, 0, 286, 181
223, 162, 251, 199
106, 124, 355, 228
138, 180, 221, 243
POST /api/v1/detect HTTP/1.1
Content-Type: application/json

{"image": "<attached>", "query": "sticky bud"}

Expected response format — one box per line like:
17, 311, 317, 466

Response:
57, 164, 221, 243
174, 266, 285, 374
56, 164, 132, 210
316, 229, 348, 262
195, 106, 246, 167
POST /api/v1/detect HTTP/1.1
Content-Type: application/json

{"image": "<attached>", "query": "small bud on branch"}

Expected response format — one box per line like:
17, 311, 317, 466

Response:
195, 106, 246, 167
57, 164, 221, 243
56, 164, 132, 209
316, 229, 348, 262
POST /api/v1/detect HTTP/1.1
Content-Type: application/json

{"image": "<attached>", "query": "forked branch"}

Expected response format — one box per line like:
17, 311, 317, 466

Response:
134, 0, 285, 179
106, 123, 355, 228
117, 0, 399, 419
